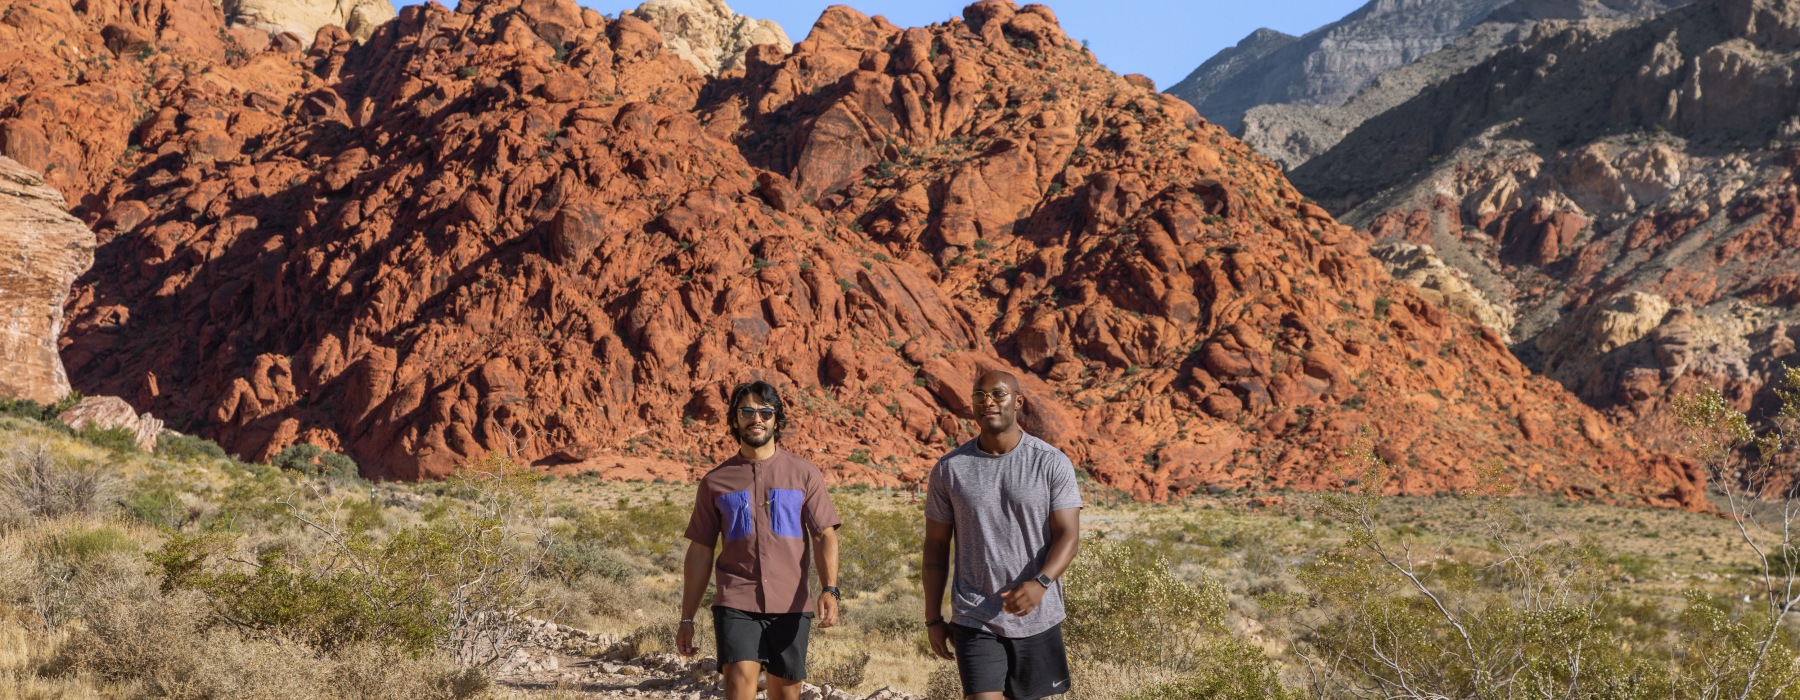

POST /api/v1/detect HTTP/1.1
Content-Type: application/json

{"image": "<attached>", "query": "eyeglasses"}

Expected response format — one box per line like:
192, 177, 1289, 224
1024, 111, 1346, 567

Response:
970, 389, 1012, 404
736, 407, 777, 421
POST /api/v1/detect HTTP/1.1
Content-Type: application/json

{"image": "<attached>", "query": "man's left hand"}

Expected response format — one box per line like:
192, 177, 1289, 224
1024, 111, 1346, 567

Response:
998, 580, 1046, 616
819, 591, 840, 628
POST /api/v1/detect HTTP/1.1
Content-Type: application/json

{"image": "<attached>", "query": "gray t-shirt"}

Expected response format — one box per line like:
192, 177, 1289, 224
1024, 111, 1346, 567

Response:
925, 433, 1082, 638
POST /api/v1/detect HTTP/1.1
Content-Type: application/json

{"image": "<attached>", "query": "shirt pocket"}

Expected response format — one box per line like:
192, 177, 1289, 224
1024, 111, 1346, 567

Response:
768, 488, 804, 538
717, 490, 753, 541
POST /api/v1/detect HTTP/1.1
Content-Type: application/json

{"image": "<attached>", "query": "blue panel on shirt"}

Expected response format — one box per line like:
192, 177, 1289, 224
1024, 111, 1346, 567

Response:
769, 488, 804, 538
718, 490, 753, 541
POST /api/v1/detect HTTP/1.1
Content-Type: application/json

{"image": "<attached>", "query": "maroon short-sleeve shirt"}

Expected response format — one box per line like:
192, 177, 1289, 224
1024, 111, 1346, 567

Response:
683, 448, 841, 614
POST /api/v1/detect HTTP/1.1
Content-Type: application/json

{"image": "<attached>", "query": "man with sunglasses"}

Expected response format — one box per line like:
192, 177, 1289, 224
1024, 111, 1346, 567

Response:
923, 370, 1081, 699
677, 380, 841, 700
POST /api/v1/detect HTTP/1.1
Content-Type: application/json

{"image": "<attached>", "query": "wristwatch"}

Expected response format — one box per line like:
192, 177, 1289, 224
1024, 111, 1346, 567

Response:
1033, 573, 1053, 587
821, 585, 841, 599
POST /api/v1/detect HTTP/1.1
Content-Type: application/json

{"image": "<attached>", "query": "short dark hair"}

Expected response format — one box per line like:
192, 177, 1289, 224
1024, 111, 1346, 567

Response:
726, 381, 788, 443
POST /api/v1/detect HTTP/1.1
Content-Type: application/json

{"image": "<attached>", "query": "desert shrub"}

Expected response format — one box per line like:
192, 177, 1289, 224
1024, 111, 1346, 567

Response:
318, 451, 360, 480
152, 454, 551, 666
1285, 437, 1733, 699
622, 620, 680, 657
74, 424, 138, 453
157, 430, 229, 462
924, 663, 962, 700
1123, 638, 1293, 700
542, 538, 635, 585
1064, 538, 1224, 667
811, 650, 870, 688
150, 531, 448, 654
124, 483, 185, 529
45, 526, 137, 565
1064, 537, 1291, 696
0, 443, 118, 522
272, 443, 323, 473
0, 392, 80, 423
572, 496, 689, 571
270, 444, 360, 481
836, 502, 922, 595
48, 578, 486, 700
853, 591, 922, 641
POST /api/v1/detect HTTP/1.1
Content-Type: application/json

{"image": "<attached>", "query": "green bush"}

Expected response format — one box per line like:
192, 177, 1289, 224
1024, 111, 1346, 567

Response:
125, 484, 186, 530
320, 451, 361, 479
573, 497, 689, 571
272, 443, 324, 473
48, 526, 139, 564
75, 424, 140, 453
543, 538, 636, 584
272, 443, 361, 480
156, 430, 228, 462
150, 532, 446, 654
151, 454, 550, 665
836, 503, 921, 595
1124, 638, 1295, 700
0, 391, 81, 422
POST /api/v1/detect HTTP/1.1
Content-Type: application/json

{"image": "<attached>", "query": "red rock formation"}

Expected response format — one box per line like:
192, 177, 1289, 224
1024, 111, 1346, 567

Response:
0, 157, 94, 404
14, 0, 1700, 506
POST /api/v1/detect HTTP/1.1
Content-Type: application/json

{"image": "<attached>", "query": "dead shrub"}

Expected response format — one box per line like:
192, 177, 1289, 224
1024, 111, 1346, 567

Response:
0, 444, 117, 524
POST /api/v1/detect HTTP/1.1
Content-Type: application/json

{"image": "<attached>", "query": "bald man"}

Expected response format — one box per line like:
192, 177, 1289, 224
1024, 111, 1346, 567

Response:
922, 370, 1082, 699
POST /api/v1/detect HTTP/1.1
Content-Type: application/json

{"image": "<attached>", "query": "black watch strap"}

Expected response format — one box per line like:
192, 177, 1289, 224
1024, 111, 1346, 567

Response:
821, 585, 841, 598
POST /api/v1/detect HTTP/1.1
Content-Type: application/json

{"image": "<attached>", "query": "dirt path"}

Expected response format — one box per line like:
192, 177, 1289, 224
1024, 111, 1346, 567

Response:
492, 619, 921, 700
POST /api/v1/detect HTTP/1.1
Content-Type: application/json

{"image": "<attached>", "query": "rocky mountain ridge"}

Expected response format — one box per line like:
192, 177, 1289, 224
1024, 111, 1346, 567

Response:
1166, 0, 1518, 137
0, 0, 1702, 506
1291, 0, 1800, 454
1174, 0, 1692, 170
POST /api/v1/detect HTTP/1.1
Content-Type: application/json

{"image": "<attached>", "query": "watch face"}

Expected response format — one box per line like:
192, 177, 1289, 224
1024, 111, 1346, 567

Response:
1035, 574, 1052, 586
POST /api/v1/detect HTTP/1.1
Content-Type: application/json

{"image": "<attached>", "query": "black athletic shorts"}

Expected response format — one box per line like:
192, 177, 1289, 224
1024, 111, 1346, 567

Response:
950, 622, 1072, 699
712, 606, 813, 681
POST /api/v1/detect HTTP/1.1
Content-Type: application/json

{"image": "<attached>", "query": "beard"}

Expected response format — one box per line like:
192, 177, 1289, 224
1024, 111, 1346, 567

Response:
736, 426, 774, 448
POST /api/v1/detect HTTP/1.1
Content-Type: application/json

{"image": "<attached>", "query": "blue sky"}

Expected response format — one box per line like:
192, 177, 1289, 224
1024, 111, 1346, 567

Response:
400, 0, 1370, 91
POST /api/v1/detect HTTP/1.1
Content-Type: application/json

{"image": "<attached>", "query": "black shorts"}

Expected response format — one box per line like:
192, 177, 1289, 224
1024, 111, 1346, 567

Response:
711, 606, 813, 681
950, 622, 1072, 699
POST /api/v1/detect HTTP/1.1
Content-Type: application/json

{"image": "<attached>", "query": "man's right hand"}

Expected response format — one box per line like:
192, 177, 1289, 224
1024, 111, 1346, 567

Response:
927, 622, 955, 660
676, 620, 697, 657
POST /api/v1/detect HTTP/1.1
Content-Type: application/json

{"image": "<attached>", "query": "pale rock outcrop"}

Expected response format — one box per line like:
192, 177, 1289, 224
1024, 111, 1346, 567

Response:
0, 157, 93, 405
58, 396, 163, 451
219, 0, 396, 42
630, 0, 790, 76
1372, 242, 1517, 340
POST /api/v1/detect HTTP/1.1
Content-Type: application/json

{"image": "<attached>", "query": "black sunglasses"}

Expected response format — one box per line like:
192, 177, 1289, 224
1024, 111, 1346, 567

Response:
736, 407, 778, 420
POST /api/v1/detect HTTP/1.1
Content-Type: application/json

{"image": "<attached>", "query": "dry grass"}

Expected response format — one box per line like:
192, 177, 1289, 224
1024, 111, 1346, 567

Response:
0, 412, 1779, 698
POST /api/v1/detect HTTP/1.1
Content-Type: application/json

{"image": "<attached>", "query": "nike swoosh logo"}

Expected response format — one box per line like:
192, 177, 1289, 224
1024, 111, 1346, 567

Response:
1053, 680, 1066, 688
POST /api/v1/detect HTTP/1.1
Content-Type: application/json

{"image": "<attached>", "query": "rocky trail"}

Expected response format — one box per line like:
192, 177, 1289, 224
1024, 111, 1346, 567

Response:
495, 619, 919, 700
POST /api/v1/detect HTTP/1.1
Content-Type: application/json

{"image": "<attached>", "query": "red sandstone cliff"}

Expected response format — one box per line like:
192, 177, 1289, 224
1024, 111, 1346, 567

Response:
0, 0, 1703, 505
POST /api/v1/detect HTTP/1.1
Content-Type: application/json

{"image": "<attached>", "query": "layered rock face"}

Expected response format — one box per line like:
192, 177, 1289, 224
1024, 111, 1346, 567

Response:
0, 157, 94, 404
629, 0, 790, 76
220, 0, 397, 43
8, 0, 1700, 506
1295, 0, 1800, 452
1166, 0, 1516, 136
1172, 0, 1690, 169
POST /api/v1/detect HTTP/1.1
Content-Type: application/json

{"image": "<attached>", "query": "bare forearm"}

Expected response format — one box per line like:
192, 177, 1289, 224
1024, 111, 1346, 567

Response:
679, 541, 713, 620
814, 527, 839, 588
1040, 509, 1080, 581
923, 522, 953, 621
